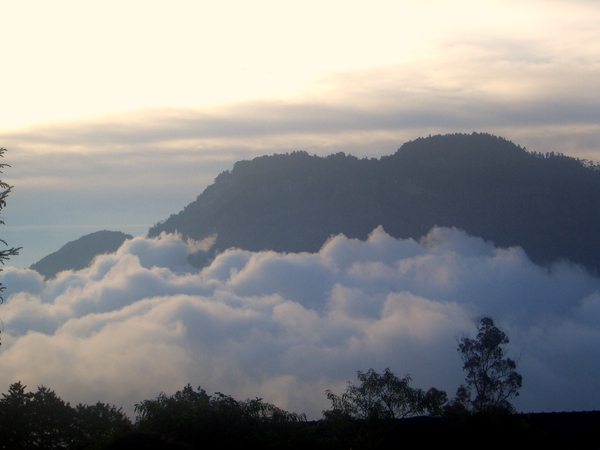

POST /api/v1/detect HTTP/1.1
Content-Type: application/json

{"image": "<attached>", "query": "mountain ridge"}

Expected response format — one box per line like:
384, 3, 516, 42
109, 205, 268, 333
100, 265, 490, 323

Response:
149, 132, 600, 272
30, 133, 600, 277
30, 230, 133, 279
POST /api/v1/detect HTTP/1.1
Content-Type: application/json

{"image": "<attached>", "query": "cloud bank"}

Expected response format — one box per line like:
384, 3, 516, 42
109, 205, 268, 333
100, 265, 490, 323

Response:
1, 227, 599, 419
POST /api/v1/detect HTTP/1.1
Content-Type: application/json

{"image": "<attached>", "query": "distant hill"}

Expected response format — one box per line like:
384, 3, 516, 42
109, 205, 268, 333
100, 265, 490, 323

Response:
149, 133, 600, 273
30, 230, 132, 279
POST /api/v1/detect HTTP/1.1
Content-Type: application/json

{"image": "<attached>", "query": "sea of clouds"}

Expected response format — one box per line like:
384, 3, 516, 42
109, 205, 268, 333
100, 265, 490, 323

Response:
1, 226, 599, 419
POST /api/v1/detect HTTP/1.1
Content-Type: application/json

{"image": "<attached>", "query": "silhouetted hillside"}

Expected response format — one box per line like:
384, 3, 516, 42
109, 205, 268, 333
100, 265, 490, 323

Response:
30, 230, 132, 279
149, 133, 600, 272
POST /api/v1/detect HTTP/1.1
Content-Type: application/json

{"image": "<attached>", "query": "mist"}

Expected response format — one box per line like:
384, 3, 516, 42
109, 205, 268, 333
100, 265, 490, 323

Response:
1, 226, 599, 419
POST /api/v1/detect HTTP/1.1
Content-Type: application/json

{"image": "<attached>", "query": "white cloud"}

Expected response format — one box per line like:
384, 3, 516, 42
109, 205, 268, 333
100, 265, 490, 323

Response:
1, 227, 599, 418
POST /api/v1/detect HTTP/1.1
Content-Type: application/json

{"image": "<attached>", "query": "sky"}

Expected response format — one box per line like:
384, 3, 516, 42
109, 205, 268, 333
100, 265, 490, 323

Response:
0, 0, 599, 418
1, 0, 599, 267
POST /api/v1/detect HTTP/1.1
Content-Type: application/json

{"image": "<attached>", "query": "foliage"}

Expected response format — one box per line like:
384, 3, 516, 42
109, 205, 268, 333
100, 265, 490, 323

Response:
324, 368, 447, 422
454, 317, 522, 414
0, 382, 34, 449
0, 148, 21, 305
134, 384, 307, 449
134, 384, 306, 426
0, 371, 590, 450
29, 386, 76, 449
422, 387, 450, 417
72, 402, 132, 448
0, 382, 131, 449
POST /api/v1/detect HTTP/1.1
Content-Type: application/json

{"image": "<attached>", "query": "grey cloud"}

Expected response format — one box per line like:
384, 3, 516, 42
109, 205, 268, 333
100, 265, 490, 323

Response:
3, 43, 600, 156
1, 227, 600, 419
9, 97, 596, 147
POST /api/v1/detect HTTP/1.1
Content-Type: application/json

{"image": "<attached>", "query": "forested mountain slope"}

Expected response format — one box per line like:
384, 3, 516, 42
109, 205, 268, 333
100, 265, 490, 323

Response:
30, 230, 132, 279
149, 133, 600, 272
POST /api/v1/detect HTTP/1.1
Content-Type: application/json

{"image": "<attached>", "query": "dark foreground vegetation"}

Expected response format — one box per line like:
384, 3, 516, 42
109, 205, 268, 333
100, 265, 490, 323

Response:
0, 318, 596, 449
1, 383, 597, 449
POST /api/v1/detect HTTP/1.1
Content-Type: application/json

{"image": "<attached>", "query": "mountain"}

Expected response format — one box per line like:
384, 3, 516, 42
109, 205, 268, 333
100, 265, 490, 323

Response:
30, 230, 132, 279
29, 133, 600, 277
149, 133, 600, 273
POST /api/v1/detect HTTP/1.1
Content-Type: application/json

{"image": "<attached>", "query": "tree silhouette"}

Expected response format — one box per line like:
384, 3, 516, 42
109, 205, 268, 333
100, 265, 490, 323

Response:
324, 368, 447, 421
455, 317, 522, 414
0, 382, 130, 449
134, 384, 306, 449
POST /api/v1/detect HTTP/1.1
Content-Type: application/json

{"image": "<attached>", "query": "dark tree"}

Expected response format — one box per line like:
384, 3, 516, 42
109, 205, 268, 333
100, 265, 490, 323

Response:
134, 384, 306, 449
28, 386, 75, 449
0, 381, 34, 449
324, 368, 447, 421
72, 402, 132, 447
456, 317, 522, 414
0, 383, 74, 449
0, 148, 21, 303
0, 382, 130, 449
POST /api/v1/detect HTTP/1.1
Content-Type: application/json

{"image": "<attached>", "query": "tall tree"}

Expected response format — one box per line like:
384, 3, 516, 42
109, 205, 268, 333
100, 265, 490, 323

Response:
456, 317, 522, 414
0, 382, 34, 449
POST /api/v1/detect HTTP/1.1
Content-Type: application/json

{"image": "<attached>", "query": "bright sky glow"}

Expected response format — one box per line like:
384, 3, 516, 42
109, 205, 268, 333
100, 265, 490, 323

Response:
2, 0, 597, 127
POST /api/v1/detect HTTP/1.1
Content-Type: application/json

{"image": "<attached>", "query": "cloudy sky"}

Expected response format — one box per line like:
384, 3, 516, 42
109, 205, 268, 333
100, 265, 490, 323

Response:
0, 0, 599, 418
1, 0, 599, 266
